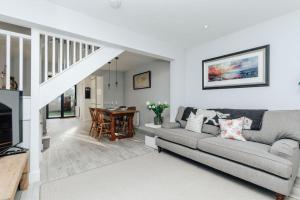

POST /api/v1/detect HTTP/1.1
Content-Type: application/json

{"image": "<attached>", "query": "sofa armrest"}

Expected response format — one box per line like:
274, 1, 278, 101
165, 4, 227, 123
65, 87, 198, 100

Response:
270, 139, 299, 160
161, 122, 181, 129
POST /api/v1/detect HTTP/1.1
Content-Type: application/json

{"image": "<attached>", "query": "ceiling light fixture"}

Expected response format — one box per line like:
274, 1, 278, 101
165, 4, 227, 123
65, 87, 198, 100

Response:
115, 57, 119, 88
109, 0, 122, 9
204, 25, 209, 29
108, 62, 111, 89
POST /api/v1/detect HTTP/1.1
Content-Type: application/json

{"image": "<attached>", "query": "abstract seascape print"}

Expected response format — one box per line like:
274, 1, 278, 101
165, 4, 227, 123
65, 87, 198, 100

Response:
208, 56, 258, 82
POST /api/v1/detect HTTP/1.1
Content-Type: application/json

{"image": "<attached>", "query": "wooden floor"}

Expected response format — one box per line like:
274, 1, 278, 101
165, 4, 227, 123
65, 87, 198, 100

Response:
20, 118, 153, 199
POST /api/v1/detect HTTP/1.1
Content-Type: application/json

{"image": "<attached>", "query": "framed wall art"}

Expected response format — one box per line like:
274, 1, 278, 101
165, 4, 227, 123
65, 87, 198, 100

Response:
133, 71, 151, 90
202, 45, 270, 90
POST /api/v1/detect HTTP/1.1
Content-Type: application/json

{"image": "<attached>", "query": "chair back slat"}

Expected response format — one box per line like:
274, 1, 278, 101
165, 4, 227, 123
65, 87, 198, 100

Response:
89, 107, 97, 121
95, 108, 105, 123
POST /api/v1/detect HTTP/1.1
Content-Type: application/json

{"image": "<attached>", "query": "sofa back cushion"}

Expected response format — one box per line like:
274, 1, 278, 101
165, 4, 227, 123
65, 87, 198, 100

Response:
202, 124, 220, 136
243, 110, 300, 145
206, 108, 267, 130
175, 106, 187, 128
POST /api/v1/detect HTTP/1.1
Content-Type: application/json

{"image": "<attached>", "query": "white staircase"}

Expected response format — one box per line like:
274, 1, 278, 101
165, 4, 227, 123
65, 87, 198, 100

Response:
38, 32, 124, 109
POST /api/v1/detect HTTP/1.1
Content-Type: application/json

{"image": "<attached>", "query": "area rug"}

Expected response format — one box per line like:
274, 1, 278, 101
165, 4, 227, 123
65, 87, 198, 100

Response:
41, 152, 274, 200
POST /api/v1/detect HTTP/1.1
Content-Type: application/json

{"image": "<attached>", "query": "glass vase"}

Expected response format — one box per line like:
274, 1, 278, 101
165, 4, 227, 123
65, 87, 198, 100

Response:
154, 115, 163, 125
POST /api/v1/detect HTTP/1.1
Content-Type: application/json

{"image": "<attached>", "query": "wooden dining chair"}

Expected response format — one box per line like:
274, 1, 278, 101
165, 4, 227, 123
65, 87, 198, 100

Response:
89, 107, 97, 136
96, 109, 111, 141
122, 106, 136, 135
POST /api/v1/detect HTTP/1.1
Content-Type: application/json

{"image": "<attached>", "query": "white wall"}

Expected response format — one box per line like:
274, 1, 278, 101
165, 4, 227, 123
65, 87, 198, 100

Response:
94, 70, 125, 107
185, 11, 300, 110
124, 60, 170, 125
77, 77, 91, 121
77, 75, 104, 121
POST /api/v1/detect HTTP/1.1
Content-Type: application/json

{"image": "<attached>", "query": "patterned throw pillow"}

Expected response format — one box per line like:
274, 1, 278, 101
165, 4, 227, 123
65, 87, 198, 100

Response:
185, 113, 204, 133
219, 118, 246, 141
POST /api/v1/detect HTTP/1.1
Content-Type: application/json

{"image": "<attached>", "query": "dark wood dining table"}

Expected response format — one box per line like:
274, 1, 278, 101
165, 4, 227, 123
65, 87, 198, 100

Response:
96, 108, 136, 141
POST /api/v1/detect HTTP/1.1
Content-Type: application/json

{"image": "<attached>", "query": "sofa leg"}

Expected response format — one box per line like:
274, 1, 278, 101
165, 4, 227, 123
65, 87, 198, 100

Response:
275, 193, 285, 200
157, 146, 162, 153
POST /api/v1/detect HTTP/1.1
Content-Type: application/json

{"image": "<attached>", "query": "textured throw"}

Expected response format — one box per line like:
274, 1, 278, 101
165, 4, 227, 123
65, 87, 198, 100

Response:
181, 107, 197, 121
204, 109, 267, 130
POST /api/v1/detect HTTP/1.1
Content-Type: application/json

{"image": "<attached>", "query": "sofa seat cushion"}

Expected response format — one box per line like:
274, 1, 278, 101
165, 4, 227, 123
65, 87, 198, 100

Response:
155, 128, 213, 149
197, 137, 293, 179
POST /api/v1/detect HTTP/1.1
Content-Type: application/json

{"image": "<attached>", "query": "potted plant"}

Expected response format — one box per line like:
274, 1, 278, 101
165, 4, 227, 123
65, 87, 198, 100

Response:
146, 101, 169, 125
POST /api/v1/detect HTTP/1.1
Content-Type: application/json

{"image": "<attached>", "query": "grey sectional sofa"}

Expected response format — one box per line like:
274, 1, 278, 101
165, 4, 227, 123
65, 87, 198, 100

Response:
155, 106, 300, 200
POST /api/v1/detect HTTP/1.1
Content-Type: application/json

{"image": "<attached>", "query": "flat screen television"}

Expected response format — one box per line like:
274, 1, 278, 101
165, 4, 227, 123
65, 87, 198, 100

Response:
0, 90, 22, 152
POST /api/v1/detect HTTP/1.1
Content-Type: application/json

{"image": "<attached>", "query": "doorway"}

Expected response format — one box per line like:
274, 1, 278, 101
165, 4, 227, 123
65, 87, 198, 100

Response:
46, 86, 77, 118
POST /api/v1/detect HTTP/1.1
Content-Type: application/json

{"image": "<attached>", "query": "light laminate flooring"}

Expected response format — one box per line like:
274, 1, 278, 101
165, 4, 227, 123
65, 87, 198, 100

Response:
41, 118, 153, 183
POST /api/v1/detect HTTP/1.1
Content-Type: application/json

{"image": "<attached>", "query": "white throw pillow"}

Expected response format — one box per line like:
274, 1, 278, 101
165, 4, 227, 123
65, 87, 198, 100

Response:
219, 118, 246, 141
185, 113, 204, 133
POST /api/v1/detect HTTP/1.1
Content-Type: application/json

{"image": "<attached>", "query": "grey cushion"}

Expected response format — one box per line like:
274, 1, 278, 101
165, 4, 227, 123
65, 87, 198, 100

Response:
175, 106, 187, 128
270, 139, 299, 160
202, 124, 220, 136
155, 128, 213, 149
162, 122, 181, 129
197, 137, 293, 179
243, 110, 300, 145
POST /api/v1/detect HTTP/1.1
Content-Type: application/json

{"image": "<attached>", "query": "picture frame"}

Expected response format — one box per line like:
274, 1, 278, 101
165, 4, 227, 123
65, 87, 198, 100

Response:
133, 71, 151, 90
202, 45, 270, 90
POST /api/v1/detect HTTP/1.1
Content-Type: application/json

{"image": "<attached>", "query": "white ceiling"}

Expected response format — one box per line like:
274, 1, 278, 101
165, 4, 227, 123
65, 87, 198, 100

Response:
101, 51, 158, 71
47, 0, 300, 48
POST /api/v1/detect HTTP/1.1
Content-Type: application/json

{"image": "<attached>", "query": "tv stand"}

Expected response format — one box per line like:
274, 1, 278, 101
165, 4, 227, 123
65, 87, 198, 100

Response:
0, 152, 29, 200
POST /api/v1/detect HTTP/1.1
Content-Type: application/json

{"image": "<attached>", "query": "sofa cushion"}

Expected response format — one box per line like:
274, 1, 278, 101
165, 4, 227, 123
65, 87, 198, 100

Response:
197, 137, 293, 179
202, 124, 220, 136
206, 109, 267, 130
155, 128, 213, 149
219, 118, 246, 141
243, 110, 300, 145
270, 139, 299, 160
175, 106, 187, 128
185, 113, 203, 133
162, 122, 181, 129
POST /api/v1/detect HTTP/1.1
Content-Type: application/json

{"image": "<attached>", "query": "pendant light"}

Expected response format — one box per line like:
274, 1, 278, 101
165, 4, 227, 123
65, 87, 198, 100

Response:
115, 57, 119, 88
108, 62, 111, 89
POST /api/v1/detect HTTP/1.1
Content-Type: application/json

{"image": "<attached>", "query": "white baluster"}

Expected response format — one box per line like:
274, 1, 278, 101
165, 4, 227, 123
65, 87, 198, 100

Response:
52, 36, 55, 77
19, 37, 23, 91
6, 35, 11, 89
73, 41, 76, 64
59, 38, 63, 72
79, 43, 82, 59
85, 43, 88, 57
44, 34, 48, 81
67, 40, 70, 68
